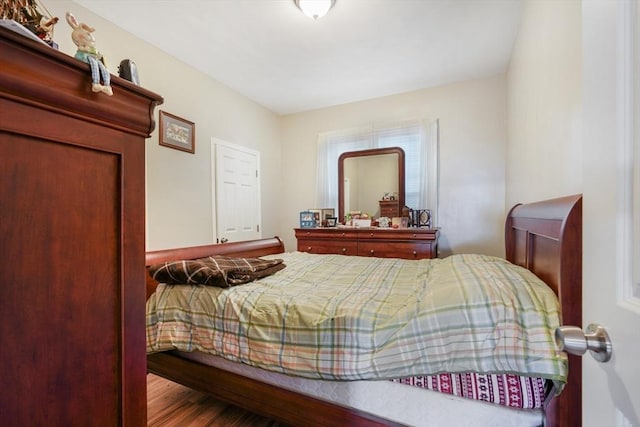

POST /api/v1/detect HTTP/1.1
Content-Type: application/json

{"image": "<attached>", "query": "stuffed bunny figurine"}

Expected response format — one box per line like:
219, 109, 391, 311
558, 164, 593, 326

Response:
66, 12, 112, 96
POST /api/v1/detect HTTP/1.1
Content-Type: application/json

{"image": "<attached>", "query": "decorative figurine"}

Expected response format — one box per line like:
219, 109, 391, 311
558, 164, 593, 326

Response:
65, 12, 112, 96
1, 0, 59, 48
36, 15, 59, 47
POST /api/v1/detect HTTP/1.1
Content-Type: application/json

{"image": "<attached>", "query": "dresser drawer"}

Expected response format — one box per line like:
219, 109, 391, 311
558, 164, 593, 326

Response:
357, 229, 438, 241
297, 239, 358, 256
295, 229, 358, 240
379, 200, 400, 217
358, 242, 436, 259
294, 227, 439, 259
380, 207, 399, 217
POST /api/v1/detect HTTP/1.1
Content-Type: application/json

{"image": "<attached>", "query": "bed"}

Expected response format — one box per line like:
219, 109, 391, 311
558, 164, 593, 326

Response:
145, 194, 582, 427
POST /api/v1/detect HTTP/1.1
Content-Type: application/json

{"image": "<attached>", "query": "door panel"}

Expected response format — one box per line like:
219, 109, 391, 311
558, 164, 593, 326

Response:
582, 2, 640, 426
213, 139, 261, 243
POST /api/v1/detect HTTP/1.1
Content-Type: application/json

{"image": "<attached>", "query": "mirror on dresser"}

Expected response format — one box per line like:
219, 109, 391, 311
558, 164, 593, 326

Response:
338, 147, 405, 222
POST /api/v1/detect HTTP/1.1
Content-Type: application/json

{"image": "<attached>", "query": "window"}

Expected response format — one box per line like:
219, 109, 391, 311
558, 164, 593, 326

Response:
315, 119, 439, 223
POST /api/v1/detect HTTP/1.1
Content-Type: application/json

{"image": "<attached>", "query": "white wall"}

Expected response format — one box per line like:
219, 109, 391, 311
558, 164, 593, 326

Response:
49, 0, 283, 251
281, 75, 508, 256
506, 0, 582, 208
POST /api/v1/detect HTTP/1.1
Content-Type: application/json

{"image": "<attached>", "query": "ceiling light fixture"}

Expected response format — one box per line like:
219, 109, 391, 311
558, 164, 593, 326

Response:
294, 0, 336, 20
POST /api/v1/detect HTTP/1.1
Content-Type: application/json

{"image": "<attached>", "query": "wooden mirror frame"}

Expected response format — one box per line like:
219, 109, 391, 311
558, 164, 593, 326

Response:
338, 147, 405, 223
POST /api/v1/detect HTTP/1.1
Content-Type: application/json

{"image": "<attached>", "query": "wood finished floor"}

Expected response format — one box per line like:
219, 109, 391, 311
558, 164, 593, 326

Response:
147, 373, 289, 427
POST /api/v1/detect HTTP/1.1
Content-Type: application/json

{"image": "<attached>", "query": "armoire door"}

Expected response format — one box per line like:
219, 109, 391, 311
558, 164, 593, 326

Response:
0, 27, 162, 426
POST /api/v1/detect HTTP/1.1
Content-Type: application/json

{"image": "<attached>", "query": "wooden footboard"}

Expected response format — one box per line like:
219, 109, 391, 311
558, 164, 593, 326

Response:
147, 352, 400, 427
146, 194, 582, 427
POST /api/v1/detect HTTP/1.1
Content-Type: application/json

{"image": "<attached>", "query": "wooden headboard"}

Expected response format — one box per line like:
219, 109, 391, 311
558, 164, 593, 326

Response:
505, 193, 582, 427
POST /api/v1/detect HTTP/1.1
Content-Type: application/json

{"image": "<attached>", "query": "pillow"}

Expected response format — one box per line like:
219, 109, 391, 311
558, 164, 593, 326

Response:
149, 256, 285, 288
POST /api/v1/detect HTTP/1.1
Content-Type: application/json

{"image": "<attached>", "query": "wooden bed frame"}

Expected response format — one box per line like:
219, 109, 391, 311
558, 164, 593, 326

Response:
146, 194, 582, 427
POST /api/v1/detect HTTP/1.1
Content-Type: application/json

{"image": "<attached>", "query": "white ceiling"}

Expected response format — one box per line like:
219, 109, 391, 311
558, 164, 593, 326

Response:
73, 0, 524, 115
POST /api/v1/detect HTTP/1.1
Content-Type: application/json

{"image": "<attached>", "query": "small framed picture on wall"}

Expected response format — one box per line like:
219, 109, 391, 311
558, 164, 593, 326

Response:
159, 110, 195, 154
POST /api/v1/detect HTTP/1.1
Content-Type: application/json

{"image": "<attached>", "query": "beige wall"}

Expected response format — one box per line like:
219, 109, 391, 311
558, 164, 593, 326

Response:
49, 0, 581, 258
506, 0, 582, 208
50, 1, 283, 251
281, 75, 508, 256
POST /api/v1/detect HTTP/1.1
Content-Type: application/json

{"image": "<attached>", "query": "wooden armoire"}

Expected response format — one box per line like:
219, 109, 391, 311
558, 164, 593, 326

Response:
0, 27, 162, 425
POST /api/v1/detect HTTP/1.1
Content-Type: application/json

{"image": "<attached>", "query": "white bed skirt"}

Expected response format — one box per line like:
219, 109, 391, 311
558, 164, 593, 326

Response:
175, 350, 544, 427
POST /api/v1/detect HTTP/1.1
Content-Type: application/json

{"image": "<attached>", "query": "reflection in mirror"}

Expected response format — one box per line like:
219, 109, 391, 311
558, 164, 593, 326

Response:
338, 147, 405, 222
343, 154, 398, 215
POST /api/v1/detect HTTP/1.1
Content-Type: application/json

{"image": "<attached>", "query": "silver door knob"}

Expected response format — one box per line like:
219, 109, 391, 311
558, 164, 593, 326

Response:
555, 324, 613, 363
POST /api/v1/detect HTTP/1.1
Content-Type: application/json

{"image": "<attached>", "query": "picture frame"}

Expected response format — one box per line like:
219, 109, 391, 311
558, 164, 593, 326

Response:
299, 211, 316, 228
308, 209, 322, 225
159, 110, 195, 153
321, 208, 335, 222
326, 217, 337, 227
413, 209, 431, 227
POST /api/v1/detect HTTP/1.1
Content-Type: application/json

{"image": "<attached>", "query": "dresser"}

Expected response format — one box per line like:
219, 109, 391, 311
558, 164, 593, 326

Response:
295, 227, 439, 259
0, 28, 162, 425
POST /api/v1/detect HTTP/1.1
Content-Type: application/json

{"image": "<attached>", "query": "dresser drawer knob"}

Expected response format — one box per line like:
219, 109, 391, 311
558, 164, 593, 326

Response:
370, 249, 375, 255
370, 233, 374, 237
306, 246, 312, 251
412, 250, 417, 256
341, 248, 347, 253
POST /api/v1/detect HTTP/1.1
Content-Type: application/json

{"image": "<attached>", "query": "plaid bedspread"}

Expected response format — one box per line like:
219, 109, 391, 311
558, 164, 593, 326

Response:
146, 252, 567, 388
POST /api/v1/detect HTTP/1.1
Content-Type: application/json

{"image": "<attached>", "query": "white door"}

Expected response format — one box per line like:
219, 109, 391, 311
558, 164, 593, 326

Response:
212, 139, 261, 243
582, 2, 640, 426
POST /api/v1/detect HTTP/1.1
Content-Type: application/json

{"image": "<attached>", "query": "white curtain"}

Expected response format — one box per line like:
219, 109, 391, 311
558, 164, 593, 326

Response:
314, 127, 371, 211
315, 119, 439, 224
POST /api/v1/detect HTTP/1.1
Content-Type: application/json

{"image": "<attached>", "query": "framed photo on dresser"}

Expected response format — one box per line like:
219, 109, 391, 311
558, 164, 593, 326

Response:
414, 209, 431, 227
321, 208, 335, 222
299, 211, 316, 228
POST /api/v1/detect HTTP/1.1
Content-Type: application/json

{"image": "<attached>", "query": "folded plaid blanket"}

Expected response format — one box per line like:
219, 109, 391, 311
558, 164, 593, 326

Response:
148, 255, 285, 288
